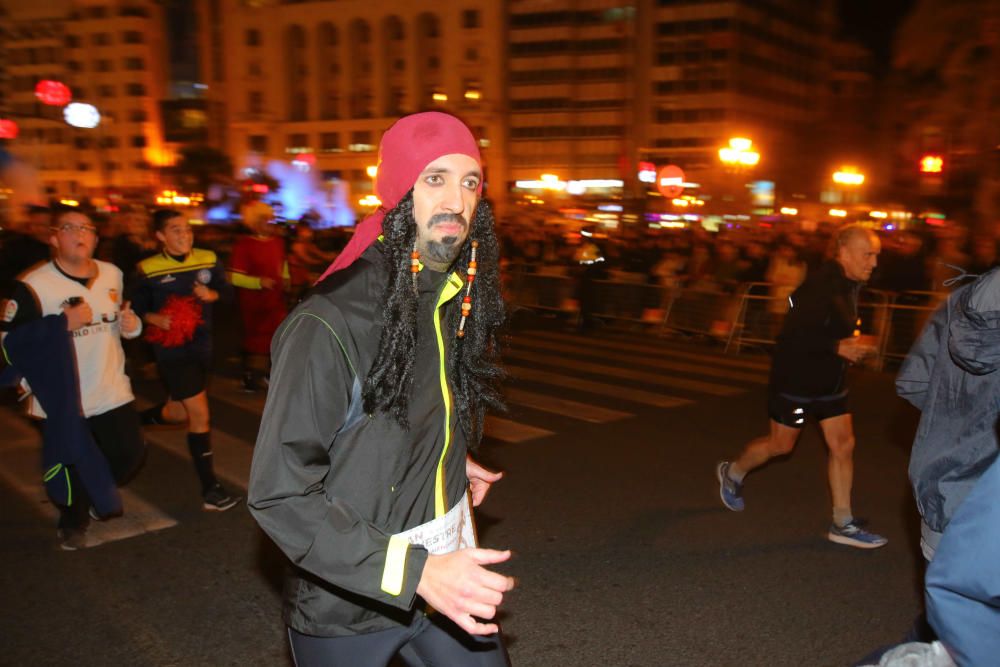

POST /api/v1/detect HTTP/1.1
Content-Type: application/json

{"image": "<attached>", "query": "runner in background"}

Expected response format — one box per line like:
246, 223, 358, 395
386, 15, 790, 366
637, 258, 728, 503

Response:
130, 209, 240, 512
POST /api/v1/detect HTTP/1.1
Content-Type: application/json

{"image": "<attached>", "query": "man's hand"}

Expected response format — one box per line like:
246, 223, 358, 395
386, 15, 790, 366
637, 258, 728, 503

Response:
837, 336, 877, 364
63, 301, 93, 331
467, 456, 503, 507
259, 277, 277, 290
192, 283, 218, 302
120, 301, 140, 336
145, 312, 172, 330
416, 548, 515, 636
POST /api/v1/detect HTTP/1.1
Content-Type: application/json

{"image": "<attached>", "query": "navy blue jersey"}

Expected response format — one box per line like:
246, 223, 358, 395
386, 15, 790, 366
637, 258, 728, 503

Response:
129, 249, 231, 362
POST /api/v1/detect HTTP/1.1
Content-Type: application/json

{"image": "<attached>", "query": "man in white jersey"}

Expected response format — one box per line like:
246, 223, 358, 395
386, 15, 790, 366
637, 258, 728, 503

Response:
0, 206, 145, 550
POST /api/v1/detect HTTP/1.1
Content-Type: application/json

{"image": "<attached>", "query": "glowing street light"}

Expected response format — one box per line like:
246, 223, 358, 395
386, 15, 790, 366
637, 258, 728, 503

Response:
832, 166, 865, 186
64, 103, 101, 129
920, 154, 944, 174
366, 165, 378, 178
718, 137, 760, 167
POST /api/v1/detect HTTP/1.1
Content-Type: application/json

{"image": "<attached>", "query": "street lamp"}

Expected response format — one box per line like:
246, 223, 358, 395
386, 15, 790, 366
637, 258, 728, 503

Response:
718, 137, 760, 167
832, 166, 865, 186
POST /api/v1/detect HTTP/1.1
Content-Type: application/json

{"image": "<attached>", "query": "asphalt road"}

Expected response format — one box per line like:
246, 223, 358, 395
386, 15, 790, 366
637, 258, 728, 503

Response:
0, 318, 925, 667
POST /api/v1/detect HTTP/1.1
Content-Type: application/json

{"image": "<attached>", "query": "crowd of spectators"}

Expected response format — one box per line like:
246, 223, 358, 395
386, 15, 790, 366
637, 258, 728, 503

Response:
5, 204, 996, 311
498, 218, 998, 298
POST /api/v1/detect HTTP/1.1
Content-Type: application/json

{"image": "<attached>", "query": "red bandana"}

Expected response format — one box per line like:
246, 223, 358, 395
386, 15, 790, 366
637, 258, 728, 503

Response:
317, 112, 482, 282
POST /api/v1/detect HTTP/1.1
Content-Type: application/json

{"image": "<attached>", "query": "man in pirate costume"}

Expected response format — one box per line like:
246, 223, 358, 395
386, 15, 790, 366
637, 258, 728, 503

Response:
130, 209, 241, 512
248, 111, 514, 666
0, 206, 145, 550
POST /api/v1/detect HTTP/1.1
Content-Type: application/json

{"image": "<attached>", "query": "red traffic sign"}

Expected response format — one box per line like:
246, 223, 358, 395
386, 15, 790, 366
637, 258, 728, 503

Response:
35, 80, 72, 106
0, 119, 19, 139
657, 165, 685, 198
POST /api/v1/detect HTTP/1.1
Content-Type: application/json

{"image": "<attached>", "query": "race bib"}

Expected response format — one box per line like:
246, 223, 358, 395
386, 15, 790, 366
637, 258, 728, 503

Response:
394, 493, 477, 555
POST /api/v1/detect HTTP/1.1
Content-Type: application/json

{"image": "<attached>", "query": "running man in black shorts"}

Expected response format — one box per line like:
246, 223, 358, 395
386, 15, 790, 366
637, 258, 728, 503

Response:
130, 209, 240, 511
717, 225, 888, 549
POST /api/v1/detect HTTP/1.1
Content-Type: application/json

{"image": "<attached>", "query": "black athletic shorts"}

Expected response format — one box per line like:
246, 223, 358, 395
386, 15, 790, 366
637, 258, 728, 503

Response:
158, 359, 208, 401
768, 391, 849, 428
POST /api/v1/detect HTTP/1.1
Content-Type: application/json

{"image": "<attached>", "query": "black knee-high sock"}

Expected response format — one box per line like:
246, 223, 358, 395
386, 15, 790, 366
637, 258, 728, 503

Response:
187, 432, 217, 494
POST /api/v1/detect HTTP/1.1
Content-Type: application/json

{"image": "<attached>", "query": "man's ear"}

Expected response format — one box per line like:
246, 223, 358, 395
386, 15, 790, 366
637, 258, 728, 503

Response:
155, 230, 166, 246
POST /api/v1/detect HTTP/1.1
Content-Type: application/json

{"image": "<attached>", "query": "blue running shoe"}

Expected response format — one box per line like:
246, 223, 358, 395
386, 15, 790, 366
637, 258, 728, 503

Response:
716, 461, 744, 511
828, 520, 887, 549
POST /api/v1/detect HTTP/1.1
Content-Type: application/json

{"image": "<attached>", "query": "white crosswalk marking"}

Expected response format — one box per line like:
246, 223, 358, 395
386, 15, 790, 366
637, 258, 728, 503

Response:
0, 325, 771, 549
507, 365, 691, 409
0, 406, 177, 547
504, 349, 746, 396
484, 416, 555, 443
513, 336, 768, 383
528, 329, 771, 372
504, 387, 632, 423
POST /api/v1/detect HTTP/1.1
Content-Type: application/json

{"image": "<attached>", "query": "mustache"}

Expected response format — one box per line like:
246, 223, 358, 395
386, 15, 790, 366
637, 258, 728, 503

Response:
428, 213, 468, 229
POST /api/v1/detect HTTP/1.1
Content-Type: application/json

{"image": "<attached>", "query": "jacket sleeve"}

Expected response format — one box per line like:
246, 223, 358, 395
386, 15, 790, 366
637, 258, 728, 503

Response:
209, 256, 234, 303
895, 298, 948, 410
227, 238, 264, 289
127, 266, 154, 318
247, 312, 428, 610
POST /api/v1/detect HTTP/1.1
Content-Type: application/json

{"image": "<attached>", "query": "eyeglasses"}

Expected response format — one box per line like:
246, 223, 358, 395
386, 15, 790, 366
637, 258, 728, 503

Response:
55, 223, 98, 235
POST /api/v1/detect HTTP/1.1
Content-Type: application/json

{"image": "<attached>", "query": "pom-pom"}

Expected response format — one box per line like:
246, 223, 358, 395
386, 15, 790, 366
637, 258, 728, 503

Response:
144, 295, 204, 348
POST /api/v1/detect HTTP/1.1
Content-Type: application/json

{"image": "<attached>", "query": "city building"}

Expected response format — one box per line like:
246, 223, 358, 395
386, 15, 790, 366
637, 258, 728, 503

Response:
505, 2, 641, 193
884, 0, 1000, 223
196, 0, 506, 216
0, 0, 170, 198
508, 0, 840, 214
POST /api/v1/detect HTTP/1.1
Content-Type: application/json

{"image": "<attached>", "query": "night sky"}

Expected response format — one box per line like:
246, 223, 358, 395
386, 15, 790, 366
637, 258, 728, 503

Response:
838, 0, 918, 70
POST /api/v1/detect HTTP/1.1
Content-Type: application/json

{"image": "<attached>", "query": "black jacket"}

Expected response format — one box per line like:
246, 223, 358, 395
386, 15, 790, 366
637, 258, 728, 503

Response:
770, 261, 860, 397
248, 244, 471, 637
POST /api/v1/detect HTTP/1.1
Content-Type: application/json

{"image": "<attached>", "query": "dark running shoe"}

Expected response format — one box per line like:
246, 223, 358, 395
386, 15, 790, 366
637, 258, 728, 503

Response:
57, 527, 90, 551
203, 483, 242, 512
240, 372, 261, 393
716, 461, 745, 512
828, 519, 887, 549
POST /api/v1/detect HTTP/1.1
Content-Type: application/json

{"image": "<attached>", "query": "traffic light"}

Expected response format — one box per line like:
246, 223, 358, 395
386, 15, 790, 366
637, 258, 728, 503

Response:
920, 154, 944, 174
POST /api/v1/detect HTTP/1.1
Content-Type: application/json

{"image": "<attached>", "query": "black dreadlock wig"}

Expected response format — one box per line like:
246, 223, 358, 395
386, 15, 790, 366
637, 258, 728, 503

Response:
362, 190, 506, 448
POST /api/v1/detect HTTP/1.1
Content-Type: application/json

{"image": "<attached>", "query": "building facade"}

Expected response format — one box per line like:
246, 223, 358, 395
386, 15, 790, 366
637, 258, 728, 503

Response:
1, 0, 169, 198
506, 0, 840, 210
197, 0, 506, 213
884, 0, 1000, 222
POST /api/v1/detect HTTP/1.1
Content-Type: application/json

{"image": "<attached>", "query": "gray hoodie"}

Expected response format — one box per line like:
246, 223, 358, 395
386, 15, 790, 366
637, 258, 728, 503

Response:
896, 267, 1000, 558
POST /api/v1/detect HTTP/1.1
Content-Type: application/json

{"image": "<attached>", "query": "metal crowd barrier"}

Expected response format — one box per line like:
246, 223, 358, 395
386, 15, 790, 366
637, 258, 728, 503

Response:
506, 271, 948, 369
591, 279, 673, 326
725, 284, 945, 370
505, 270, 579, 322
879, 291, 947, 366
